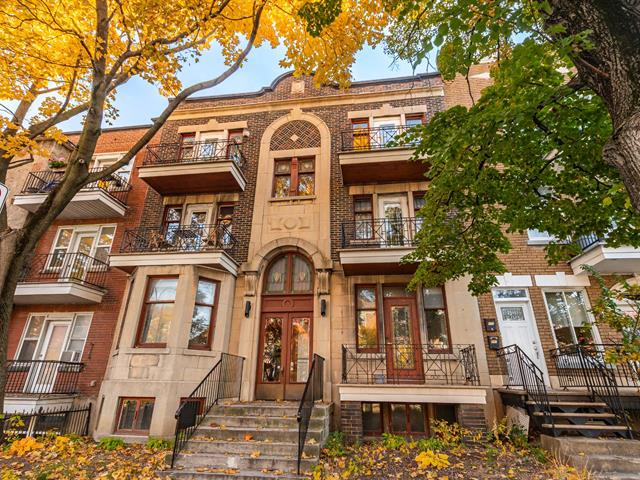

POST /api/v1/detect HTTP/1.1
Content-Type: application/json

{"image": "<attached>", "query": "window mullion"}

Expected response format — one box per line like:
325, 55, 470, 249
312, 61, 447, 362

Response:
290, 157, 298, 195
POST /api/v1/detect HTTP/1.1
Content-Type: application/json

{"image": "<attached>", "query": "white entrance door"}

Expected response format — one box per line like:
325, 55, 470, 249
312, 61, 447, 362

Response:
378, 195, 409, 246
28, 321, 70, 393
62, 233, 94, 281
183, 204, 213, 250
496, 302, 548, 384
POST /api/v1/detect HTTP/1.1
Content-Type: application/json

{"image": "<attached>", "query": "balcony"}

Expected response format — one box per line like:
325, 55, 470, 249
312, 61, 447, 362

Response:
339, 126, 427, 185
570, 234, 640, 275
13, 169, 130, 219
110, 223, 239, 275
14, 253, 109, 305
339, 217, 419, 275
139, 139, 246, 194
6, 360, 84, 397
339, 344, 485, 404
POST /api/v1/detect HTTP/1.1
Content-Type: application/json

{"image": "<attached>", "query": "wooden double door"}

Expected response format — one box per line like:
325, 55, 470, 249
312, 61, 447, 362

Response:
256, 295, 313, 400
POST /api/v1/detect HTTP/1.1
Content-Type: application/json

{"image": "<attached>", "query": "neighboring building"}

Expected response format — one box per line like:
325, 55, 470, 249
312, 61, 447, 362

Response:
5, 69, 638, 454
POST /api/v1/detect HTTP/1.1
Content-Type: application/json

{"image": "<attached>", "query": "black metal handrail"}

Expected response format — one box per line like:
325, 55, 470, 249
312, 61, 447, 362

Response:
144, 139, 245, 168
171, 353, 244, 467
552, 344, 633, 437
2, 404, 91, 439
19, 168, 131, 205
551, 343, 640, 389
296, 353, 324, 475
6, 359, 85, 396
19, 252, 109, 290
497, 344, 554, 432
119, 223, 238, 260
341, 217, 421, 249
341, 125, 419, 152
341, 344, 480, 386
576, 233, 603, 251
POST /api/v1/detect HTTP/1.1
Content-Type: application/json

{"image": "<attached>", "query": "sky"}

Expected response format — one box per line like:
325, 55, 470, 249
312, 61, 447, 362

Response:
61, 43, 436, 132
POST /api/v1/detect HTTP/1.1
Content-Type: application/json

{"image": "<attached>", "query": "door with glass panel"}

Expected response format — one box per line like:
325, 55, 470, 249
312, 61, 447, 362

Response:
378, 195, 410, 246
198, 131, 225, 159
183, 204, 213, 250
382, 287, 423, 382
372, 116, 401, 147
27, 320, 69, 393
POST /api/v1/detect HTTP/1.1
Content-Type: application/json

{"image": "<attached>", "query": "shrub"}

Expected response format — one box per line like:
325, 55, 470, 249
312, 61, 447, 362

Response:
323, 431, 347, 457
430, 420, 471, 447
146, 437, 172, 451
381, 433, 407, 450
415, 450, 450, 470
416, 437, 446, 452
97, 437, 125, 451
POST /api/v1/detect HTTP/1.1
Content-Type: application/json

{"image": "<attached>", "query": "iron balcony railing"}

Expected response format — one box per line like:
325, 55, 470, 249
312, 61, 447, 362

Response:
341, 343, 480, 386
143, 139, 245, 168
341, 125, 419, 152
341, 217, 420, 249
576, 233, 603, 251
172, 353, 244, 468
6, 359, 85, 396
297, 354, 324, 475
551, 344, 640, 389
20, 168, 131, 205
19, 252, 109, 290
119, 223, 238, 260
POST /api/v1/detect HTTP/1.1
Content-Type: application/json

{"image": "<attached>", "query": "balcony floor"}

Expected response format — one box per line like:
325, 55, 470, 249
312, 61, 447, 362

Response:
14, 282, 106, 304
138, 161, 245, 194
13, 190, 126, 219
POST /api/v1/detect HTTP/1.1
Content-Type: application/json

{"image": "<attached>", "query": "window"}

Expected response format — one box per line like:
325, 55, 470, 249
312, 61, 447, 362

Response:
179, 133, 196, 160
137, 277, 178, 347
492, 289, 528, 300
353, 196, 374, 240
216, 203, 235, 247
362, 403, 383, 435
189, 278, 218, 349
528, 229, 556, 245
227, 129, 244, 163
351, 118, 370, 150
162, 206, 183, 242
413, 192, 426, 231
405, 114, 425, 128
263, 253, 313, 294
373, 116, 401, 147
93, 153, 131, 182
48, 225, 115, 268
273, 157, 315, 198
116, 398, 155, 433
16, 313, 92, 363
423, 287, 450, 351
356, 286, 379, 351
544, 290, 596, 347
390, 403, 427, 435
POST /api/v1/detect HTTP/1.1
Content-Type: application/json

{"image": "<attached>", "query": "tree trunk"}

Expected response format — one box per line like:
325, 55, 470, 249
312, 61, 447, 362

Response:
548, 0, 640, 211
0, 231, 18, 417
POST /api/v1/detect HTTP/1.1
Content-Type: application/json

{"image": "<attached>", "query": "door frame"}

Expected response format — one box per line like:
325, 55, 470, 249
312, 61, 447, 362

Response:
382, 293, 424, 383
493, 288, 549, 383
27, 319, 72, 393
377, 194, 410, 247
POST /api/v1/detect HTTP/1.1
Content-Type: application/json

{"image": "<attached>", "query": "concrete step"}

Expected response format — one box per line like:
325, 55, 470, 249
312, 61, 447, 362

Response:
542, 424, 629, 432
164, 469, 306, 480
568, 454, 640, 475
533, 411, 616, 419
204, 414, 325, 430
186, 439, 320, 457
542, 436, 640, 457
210, 402, 329, 419
173, 452, 315, 473
528, 400, 608, 408
195, 425, 323, 443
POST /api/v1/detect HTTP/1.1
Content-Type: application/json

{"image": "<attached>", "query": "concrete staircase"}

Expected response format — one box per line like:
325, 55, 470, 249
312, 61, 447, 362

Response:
541, 435, 640, 480
166, 401, 331, 480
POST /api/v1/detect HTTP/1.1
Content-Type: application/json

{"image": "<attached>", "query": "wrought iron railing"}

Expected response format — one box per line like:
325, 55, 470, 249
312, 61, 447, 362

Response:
19, 252, 109, 290
576, 233, 603, 251
297, 353, 324, 475
2, 404, 91, 439
19, 168, 131, 205
341, 125, 419, 152
551, 343, 640, 389
171, 353, 244, 467
119, 223, 238, 260
341, 217, 421, 249
6, 360, 84, 395
551, 344, 633, 437
144, 139, 245, 168
496, 344, 554, 432
341, 344, 480, 385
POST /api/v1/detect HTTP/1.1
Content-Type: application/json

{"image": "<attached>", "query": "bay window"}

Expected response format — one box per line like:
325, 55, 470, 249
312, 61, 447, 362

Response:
188, 278, 218, 349
136, 277, 178, 347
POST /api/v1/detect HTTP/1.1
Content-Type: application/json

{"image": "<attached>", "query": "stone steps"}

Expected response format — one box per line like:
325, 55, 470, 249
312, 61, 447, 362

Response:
165, 401, 330, 480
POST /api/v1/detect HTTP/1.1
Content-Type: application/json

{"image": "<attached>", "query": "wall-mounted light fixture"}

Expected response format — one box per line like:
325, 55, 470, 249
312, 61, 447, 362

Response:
320, 298, 327, 317
244, 300, 252, 318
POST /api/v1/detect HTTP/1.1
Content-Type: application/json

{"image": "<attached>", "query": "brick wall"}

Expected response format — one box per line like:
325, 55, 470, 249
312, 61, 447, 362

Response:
340, 401, 363, 443
443, 62, 494, 109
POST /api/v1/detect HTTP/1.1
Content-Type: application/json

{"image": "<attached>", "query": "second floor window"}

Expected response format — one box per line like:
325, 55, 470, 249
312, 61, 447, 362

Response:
354, 196, 374, 240
273, 157, 315, 198
137, 277, 178, 347
50, 225, 115, 268
189, 278, 218, 349
423, 286, 450, 351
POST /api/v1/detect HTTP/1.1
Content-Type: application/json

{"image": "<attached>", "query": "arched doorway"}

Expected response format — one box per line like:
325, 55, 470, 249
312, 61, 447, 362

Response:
256, 253, 313, 400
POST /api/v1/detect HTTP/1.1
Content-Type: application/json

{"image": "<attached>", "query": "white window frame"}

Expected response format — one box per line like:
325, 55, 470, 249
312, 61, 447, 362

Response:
15, 312, 93, 363
527, 229, 557, 245
541, 288, 602, 349
93, 152, 131, 182
47, 224, 117, 270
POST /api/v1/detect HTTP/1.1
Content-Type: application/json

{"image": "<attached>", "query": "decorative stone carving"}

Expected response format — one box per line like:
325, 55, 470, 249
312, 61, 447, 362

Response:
267, 215, 311, 231
270, 120, 321, 150
316, 270, 331, 295
244, 271, 258, 297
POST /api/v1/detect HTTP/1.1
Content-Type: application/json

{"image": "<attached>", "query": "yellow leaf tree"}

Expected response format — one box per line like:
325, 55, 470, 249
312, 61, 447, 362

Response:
0, 0, 388, 410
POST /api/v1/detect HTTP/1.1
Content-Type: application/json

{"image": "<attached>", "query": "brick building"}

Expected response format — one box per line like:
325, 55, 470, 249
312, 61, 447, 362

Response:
5, 66, 639, 468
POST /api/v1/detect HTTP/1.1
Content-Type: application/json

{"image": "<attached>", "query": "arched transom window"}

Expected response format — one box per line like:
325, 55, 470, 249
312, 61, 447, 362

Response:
263, 253, 313, 294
